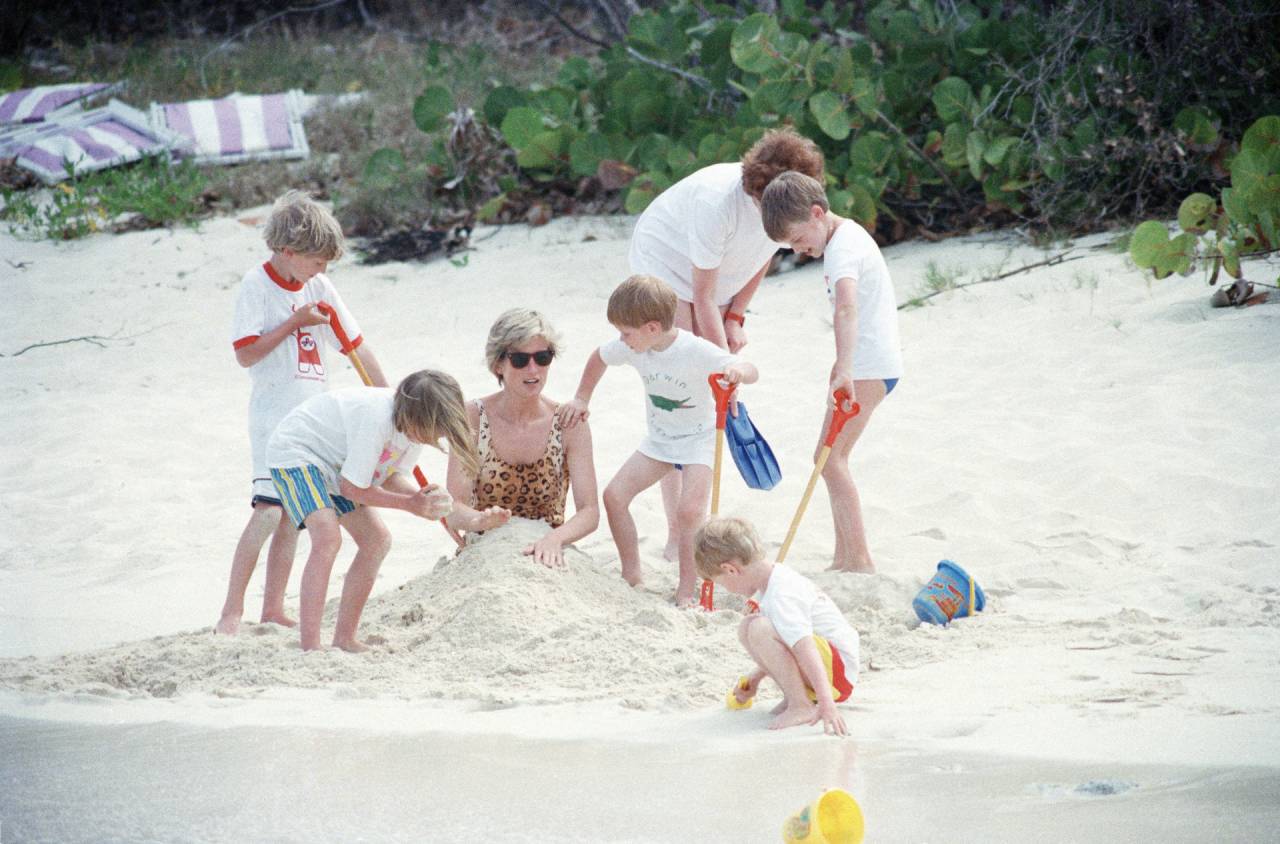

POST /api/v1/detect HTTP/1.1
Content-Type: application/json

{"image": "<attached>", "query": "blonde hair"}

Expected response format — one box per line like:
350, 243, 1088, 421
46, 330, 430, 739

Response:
740, 128, 825, 200
393, 370, 479, 477
264, 190, 345, 260
760, 171, 831, 242
694, 516, 766, 580
484, 308, 563, 383
607, 274, 678, 330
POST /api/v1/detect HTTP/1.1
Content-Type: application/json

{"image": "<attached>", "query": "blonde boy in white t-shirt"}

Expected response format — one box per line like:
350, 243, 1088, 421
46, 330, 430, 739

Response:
558, 275, 758, 606
761, 172, 904, 575
215, 191, 391, 636
695, 516, 859, 736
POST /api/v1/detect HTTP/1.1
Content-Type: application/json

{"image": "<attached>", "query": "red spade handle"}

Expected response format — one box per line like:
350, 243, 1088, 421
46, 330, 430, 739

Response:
824, 389, 861, 447
708, 373, 736, 429
315, 302, 355, 352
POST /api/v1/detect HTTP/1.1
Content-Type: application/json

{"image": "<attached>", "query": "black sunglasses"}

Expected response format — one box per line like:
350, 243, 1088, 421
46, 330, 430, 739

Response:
504, 349, 555, 368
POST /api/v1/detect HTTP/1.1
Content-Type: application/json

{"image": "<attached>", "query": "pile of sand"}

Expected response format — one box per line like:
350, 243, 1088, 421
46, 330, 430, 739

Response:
0, 519, 931, 709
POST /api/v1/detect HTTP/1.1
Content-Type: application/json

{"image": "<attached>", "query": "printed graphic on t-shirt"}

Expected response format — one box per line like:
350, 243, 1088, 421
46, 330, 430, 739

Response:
295, 330, 324, 378
371, 442, 404, 486
648, 394, 696, 411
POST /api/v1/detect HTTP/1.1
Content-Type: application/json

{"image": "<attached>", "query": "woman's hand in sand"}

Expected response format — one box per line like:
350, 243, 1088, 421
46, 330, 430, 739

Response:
556, 398, 590, 428
524, 533, 565, 569
810, 700, 848, 737
406, 485, 453, 519
472, 506, 511, 531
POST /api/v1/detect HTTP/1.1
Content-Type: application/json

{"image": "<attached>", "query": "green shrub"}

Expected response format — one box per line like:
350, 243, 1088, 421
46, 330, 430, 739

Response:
1130, 115, 1280, 287
380, 0, 1278, 241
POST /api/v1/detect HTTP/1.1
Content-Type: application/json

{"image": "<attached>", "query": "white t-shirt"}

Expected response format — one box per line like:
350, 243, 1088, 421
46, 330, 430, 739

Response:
599, 330, 737, 466
230, 262, 362, 484
754, 564, 860, 682
266, 388, 422, 495
823, 221, 904, 380
629, 163, 783, 306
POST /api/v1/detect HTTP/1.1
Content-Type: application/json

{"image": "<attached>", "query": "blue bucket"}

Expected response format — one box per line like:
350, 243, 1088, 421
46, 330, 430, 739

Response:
912, 560, 985, 626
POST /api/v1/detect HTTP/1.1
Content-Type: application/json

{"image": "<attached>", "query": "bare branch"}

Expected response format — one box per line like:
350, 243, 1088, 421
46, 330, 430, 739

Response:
530, 0, 613, 48
899, 251, 1087, 309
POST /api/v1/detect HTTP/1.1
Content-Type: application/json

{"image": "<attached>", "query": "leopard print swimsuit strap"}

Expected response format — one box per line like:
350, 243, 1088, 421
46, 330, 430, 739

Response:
472, 400, 570, 527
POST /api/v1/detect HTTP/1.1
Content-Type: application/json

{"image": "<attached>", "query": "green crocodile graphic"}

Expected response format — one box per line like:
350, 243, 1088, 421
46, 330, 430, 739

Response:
648, 394, 696, 412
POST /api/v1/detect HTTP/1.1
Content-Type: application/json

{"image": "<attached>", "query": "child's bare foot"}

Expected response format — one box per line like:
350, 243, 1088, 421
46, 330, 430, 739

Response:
621, 562, 643, 587
333, 637, 369, 653
770, 703, 819, 730
214, 614, 241, 636
770, 700, 787, 715
675, 587, 698, 608
260, 611, 297, 628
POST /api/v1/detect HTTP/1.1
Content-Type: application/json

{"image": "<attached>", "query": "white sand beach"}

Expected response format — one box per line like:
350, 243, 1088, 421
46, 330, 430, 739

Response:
1, 211, 1278, 842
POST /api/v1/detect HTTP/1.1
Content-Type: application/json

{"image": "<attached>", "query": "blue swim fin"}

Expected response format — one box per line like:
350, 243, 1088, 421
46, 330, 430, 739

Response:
724, 401, 782, 491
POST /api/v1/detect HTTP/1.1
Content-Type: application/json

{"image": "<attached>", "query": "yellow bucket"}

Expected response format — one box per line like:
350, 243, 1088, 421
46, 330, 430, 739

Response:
781, 788, 864, 844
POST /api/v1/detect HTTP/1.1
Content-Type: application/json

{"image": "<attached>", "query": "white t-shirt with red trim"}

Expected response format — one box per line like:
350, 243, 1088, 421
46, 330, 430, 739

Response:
266, 387, 422, 495
752, 564, 860, 683
230, 261, 362, 488
628, 162, 783, 306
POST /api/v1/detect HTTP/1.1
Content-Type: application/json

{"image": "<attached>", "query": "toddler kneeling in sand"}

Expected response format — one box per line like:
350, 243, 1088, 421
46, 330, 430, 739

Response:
695, 516, 860, 735
267, 370, 478, 652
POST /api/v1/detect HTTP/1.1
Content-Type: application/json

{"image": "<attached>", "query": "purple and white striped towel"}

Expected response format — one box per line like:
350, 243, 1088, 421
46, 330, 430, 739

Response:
0, 83, 117, 125
3, 100, 185, 183
149, 90, 308, 164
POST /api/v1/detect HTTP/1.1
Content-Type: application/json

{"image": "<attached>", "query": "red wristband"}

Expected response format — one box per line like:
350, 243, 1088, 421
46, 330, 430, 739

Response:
725, 310, 745, 326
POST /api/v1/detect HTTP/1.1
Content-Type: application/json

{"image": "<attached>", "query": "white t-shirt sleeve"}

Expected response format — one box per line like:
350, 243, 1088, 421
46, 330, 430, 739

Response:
766, 587, 817, 649
687, 197, 730, 270
689, 333, 739, 375
598, 339, 636, 367
826, 241, 864, 290
339, 411, 390, 488
230, 274, 267, 347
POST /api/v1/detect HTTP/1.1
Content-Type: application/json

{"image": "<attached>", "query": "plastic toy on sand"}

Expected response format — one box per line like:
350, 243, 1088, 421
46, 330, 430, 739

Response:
912, 559, 985, 626
781, 788, 864, 844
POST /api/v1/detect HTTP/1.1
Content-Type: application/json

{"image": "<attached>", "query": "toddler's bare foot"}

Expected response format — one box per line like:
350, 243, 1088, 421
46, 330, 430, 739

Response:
770, 700, 787, 715
621, 563, 643, 587
260, 611, 297, 628
333, 637, 369, 654
214, 614, 241, 636
770, 703, 819, 730
675, 587, 698, 608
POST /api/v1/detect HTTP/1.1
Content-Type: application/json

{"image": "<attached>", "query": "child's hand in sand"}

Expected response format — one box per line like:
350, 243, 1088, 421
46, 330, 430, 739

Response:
291, 302, 332, 328
523, 533, 565, 568
556, 398, 589, 428
811, 699, 848, 737
406, 485, 453, 519
472, 506, 511, 531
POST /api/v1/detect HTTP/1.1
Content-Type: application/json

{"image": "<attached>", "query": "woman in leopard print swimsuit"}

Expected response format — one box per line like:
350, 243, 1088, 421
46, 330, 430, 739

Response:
445, 309, 600, 566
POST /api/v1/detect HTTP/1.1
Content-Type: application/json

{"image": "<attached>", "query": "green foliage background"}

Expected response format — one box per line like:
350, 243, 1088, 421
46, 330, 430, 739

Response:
373, 0, 1278, 247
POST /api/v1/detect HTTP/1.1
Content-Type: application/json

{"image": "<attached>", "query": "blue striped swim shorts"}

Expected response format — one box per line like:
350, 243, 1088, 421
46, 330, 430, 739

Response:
270, 465, 357, 529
